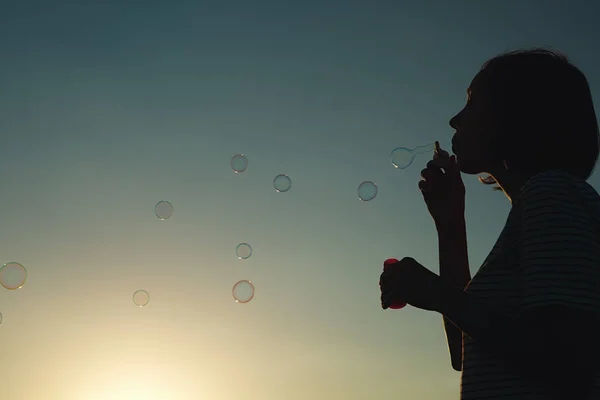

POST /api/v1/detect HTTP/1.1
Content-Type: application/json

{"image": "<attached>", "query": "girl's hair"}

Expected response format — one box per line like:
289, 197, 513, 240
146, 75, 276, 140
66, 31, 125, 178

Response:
476, 48, 599, 190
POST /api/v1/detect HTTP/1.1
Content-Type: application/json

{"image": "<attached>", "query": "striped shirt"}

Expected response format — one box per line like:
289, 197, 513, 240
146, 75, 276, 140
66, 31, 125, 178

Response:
460, 169, 600, 399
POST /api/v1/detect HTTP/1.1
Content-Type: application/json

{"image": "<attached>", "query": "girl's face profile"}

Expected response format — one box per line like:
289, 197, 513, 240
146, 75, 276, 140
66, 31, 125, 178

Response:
450, 71, 503, 175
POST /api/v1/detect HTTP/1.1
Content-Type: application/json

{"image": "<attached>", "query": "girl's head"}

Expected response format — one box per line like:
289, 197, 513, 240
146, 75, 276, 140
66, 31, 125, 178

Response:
449, 49, 599, 189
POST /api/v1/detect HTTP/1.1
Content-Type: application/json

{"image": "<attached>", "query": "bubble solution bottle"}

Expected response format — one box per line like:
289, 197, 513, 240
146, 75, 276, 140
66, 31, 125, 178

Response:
383, 258, 407, 309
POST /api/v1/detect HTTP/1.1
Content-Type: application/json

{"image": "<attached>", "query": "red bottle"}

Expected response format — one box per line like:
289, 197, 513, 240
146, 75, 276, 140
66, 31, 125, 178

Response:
383, 258, 407, 309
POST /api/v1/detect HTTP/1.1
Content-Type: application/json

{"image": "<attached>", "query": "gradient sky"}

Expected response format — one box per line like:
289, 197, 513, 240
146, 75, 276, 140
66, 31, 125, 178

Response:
1, 1, 600, 399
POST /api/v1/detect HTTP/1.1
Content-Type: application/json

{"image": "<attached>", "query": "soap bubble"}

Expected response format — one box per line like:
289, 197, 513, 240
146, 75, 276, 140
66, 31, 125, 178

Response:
155, 201, 173, 220
231, 154, 248, 173
358, 181, 378, 201
273, 174, 292, 193
232, 280, 255, 303
391, 142, 450, 169
133, 290, 150, 307
0, 262, 27, 290
236, 243, 252, 260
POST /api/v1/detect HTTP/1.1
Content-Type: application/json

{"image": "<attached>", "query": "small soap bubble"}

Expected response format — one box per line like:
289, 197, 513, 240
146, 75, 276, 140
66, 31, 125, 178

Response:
231, 154, 248, 173
390, 147, 416, 169
236, 243, 252, 259
390, 142, 440, 169
155, 200, 173, 220
232, 280, 255, 303
358, 181, 378, 201
133, 289, 150, 307
0, 262, 27, 290
273, 174, 292, 193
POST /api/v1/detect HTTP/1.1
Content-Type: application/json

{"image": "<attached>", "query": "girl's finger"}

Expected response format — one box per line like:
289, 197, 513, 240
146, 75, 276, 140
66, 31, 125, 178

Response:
445, 155, 459, 174
433, 150, 450, 163
381, 294, 391, 308
418, 180, 429, 194
426, 160, 446, 171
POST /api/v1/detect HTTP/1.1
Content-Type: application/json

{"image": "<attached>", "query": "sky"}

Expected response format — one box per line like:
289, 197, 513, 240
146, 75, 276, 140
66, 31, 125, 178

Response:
1, 1, 599, 399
